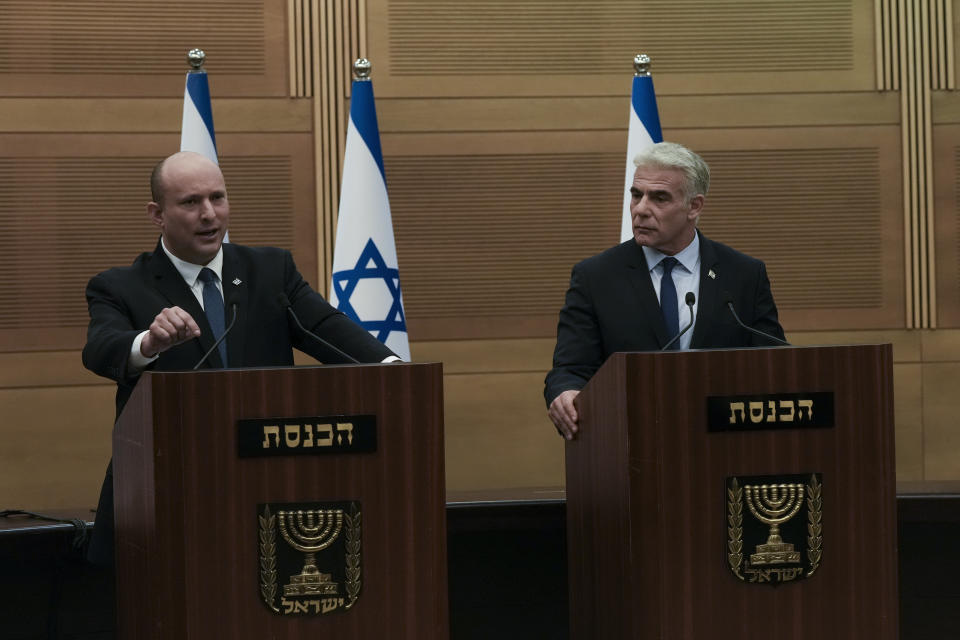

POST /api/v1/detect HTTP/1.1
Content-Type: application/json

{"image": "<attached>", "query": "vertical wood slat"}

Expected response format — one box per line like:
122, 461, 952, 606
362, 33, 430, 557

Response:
887, 0, 951, 328
294, 0, 303, 96
310, 0, 361, 293
317, 0, 333, 291
942, 0, 956, 91
877, 0, 887, 89
919, 0, 929, 327
922, 1, 936, 323
288, 0, 296, 97
899, 0, 915, 326
930, 0, 946, 89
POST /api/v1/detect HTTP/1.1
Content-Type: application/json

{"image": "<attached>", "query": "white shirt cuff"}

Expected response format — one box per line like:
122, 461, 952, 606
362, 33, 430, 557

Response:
129, 330, 159, 370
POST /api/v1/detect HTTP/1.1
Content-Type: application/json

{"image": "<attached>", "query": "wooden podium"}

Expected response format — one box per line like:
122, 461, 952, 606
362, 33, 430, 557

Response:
112, 363, 448, 639
566, 345, 898, 639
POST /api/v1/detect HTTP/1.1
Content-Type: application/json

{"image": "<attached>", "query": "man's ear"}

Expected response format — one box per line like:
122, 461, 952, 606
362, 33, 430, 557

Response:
688, 194, 705, 220
147, 201, 163, 228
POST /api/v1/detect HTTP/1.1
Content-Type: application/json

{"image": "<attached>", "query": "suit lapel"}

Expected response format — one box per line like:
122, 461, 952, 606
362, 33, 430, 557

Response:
146, 240, 221, 367
221, 245, 248, 368
691, 231, 720, 348
623, 242, 671, 348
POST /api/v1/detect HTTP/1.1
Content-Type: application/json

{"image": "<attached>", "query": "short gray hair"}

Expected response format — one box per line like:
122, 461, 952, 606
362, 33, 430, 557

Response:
633, 142, 710, 201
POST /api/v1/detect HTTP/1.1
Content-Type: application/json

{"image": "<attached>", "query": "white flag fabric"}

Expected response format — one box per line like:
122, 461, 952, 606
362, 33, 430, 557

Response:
180, 70, 218, 163
329, 79, 411, 361
620, 73, 663, 242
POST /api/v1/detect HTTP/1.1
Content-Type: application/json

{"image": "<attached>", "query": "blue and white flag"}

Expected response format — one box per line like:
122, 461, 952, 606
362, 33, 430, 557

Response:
620, 72, 663, 242
330, 78, 410, 361
180, 69, 218, 163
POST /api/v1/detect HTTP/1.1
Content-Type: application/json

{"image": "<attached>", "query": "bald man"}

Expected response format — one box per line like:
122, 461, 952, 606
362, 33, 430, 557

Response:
82, 151, 397, 564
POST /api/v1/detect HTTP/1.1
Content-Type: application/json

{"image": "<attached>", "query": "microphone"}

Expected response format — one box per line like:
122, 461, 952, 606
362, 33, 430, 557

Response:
662, 292, 696, 351
277, 293, 361, 364
192, 302, 238, 370
723, 292, 789, 346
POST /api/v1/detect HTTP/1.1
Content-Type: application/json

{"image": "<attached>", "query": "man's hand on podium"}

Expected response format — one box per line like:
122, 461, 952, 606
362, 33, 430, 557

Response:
548, 389, 580, 440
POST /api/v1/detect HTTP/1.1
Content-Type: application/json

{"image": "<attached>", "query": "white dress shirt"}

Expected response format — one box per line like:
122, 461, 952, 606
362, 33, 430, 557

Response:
641, 233, 701, 350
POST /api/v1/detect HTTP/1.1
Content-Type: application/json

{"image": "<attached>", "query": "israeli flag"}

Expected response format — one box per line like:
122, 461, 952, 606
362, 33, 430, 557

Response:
620, 73, 663, 242
330, 78, 410, 361
180, 70, 218, 163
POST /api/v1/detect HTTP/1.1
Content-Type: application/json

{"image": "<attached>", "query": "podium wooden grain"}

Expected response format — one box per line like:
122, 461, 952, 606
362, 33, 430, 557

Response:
566, 345, 897, 639
112, 363, 448, 639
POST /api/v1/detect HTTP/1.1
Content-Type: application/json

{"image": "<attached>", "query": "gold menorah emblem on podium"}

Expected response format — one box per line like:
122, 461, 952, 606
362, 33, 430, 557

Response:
277, 509, 345, 596
744, 483, 805, 565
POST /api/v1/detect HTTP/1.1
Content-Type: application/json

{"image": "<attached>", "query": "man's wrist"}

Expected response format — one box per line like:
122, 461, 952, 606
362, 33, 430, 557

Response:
130, 331, 159, 369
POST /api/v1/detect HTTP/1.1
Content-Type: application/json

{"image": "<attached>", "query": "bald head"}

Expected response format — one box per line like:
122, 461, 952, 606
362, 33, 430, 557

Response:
150, 151, 222, 207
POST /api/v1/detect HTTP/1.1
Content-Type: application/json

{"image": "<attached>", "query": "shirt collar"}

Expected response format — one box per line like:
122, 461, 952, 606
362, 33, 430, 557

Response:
160, 238, 224, 287
642, 231, 700, 274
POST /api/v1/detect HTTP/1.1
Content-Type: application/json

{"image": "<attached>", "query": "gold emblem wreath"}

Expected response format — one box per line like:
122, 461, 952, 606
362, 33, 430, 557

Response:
344, 503, 362, 609
806, 475, 822, 577
259, 502, 362, 612
727, 478, 745, 580
259, 505, 280, 613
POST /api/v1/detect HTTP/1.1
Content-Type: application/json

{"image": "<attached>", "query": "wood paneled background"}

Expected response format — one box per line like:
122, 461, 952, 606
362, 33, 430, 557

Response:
0, 0, 957, 512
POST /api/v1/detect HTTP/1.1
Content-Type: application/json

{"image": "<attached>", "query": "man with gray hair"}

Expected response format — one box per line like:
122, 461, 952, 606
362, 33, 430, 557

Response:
544, 142, 784, 439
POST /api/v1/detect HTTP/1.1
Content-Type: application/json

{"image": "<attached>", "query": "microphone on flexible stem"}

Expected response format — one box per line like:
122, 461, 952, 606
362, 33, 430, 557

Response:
192, 302, 238, 370
276, 293, 361, 364
722, 292, 790, 346
662, 292, 696, 351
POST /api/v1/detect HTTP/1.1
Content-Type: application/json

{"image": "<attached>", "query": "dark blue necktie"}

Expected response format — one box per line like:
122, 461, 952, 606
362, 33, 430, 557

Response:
659, 257, 679, 349
198, 268, 228, 367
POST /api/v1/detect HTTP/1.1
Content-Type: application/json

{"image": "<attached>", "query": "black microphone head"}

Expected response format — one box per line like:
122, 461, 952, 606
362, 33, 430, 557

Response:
276, 293, 292, 310
685, 292, 696, 306
721, 290, 734, 305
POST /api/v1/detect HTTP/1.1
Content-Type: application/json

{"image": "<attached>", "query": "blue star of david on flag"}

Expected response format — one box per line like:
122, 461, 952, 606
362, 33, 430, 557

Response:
331, 238, 407, 342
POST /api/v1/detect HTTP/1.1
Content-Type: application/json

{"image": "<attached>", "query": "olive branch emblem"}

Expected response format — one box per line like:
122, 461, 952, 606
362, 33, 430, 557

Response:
806, 474, 823, 576
344, 502, 362, 609
727, 477, 745, 579
258, 505, 279, 613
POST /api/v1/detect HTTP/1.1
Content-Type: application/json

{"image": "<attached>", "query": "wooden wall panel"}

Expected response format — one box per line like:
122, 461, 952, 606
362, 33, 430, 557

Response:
2, 0, 960, 514
0, 133, 316, 351
0, 98, 313, 134
0, 0, 288, 96
922, 362, 960, 479
388, 148, 621, 339
0, 383, 115, 511
442, 371, 564, 492
367, 0, 875, 96
383, 125, 905, 341
933, 122, 960, 326
688, 127, 906, 330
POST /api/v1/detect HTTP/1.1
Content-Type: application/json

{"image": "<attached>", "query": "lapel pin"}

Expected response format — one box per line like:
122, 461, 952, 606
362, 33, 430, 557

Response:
232, 278, 242, 286
708, 269, 716, 280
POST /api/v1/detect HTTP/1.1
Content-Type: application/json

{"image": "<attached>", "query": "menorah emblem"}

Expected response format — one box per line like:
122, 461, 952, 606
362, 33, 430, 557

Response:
277, 509, 344, 596
744, 483, 805, 565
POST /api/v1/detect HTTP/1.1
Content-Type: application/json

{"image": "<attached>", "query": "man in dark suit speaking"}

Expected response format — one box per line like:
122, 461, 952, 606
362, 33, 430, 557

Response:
82, 151, 397, 564
545, 142, 785, 439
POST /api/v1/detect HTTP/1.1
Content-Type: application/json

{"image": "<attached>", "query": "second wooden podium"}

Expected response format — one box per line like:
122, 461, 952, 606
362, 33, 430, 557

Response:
112, 362, 448, 639
566, 345, 897, 640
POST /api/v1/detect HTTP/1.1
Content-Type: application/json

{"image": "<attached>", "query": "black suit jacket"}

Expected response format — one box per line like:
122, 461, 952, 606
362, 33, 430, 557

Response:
83, 239, 396, 564
544, 232, 784, 406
